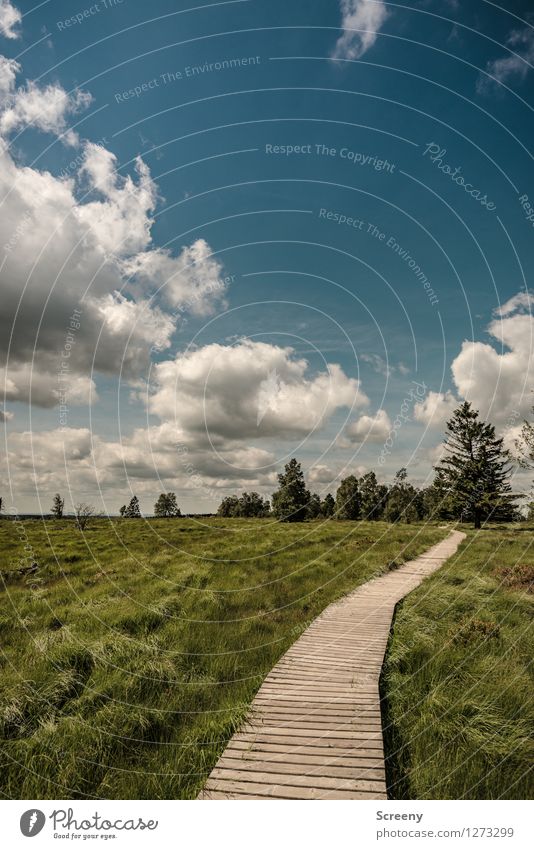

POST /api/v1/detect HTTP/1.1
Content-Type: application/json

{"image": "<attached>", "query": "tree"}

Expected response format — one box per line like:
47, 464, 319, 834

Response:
516, 404, 534, 472
154, 492, 181, 517
238, 491, 270, 518
321, 493, 336, 517
271, 458, 310, 522
74, 503, 95, 530
124, 495, 141, 518
335, 475, 361, 520
217, 495, 240, 517
384, 468, 420, 523
50, 493, 64, 519
434, 402, 517, 529
359, 472, 388, 520
119, 505, 127, 517
306, 492, 322, 519
217, 492, 270, 517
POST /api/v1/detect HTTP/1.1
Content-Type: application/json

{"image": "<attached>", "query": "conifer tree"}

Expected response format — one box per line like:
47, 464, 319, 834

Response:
272, 458, 310, 522
124, 495, 142, 518
434, 402, 516, 528
50, 493, 64, 519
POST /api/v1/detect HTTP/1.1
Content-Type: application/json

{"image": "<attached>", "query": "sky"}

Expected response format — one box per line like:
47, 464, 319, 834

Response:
0, 0, 533, 514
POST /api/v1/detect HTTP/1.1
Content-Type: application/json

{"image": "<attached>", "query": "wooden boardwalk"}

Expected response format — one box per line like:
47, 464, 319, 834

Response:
199, 530, 465, 800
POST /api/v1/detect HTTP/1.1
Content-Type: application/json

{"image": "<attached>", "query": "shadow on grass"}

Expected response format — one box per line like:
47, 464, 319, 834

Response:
379, 598, 410, 800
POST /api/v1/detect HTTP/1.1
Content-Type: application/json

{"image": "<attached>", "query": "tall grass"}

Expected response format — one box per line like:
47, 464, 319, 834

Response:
0, 517, 445, 799
382, 526, 534, 800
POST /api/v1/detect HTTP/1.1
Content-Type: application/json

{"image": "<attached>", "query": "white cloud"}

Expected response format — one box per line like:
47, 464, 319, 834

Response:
331, 0, 388, 61
0, 54, 19, 98
308, 464, 336, 485
122, 238, 228, 315
344, 408, 391, 443
451, 292, 534, 427
0, 126, 225, 407
0, 1, 21, 39
478, 27, 534, 93
0, 82, 92, 145
413, 390, 457, 428
148, 340, 367, 441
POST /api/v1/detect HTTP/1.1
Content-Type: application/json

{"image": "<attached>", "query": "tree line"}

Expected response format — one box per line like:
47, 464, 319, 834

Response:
42, 401, 531, 530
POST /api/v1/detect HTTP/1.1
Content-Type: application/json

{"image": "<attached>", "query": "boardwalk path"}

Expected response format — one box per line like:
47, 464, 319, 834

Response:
199, 530, 466, 800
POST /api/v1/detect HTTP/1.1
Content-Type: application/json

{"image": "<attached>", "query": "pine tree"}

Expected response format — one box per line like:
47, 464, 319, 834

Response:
50, 493, 64, 519
271, 458, 310, 522
154, 492, 181, 517
119, 505, 126, 517
124, 495, 141, 518
335, 475, 361, 520
435, 402, 516, 529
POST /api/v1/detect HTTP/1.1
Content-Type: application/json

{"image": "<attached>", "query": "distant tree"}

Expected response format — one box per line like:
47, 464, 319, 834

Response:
306, 492, 322, 519
217, 492, 270, 518
50, 493, 64, 519
119, 505, 127, 517
526, 501, 534, 523
74, 503, 95, 530
516, 404, 534, 474
154, 492, 181, 517
124, 495, 142, 518
435, 402, 517, 528
384, 468, 419, 523
321, 492, 336, 517
272, 458, 310, 522
238, 491, 270, 518
217, 495, 240, 517
335, 475, 361, 520
359, 472, 388, 520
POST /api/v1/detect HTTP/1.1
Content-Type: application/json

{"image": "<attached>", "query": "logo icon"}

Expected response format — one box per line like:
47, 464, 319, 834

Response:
20, 810, 46, 837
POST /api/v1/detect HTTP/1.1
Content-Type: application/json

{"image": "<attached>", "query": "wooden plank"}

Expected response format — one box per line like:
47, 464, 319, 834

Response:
198, 531, 465, 801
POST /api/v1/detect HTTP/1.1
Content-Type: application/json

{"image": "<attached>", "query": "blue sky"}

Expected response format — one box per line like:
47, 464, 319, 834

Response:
1, 0, 533, 513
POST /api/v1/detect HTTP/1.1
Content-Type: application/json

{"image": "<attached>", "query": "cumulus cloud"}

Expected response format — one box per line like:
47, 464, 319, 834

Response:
0, 83, 92, 145
413, 390, 457, 428
148, 340, 367, 441
331, 0, 388, 61
478, 27, 534, 93
344, 408, 391, 443
0, 1, 21, 39
0, 55, 18, 97
450, 292, 534, 427
0, 126, 227, 409
122, 238, 228, 315
308, 464, 336, 485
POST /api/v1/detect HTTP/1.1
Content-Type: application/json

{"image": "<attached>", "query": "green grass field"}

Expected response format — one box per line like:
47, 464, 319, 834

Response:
1, 518, 532, 800
0, 517, 445, 799
382, 526, 534, 800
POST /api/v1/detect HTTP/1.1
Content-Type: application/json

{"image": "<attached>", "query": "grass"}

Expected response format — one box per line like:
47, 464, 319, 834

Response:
0, 516, 446, 800
382, 525, 534, 800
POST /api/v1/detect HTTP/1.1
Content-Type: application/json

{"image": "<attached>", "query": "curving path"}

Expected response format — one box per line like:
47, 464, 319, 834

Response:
198, 530, 466, 800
